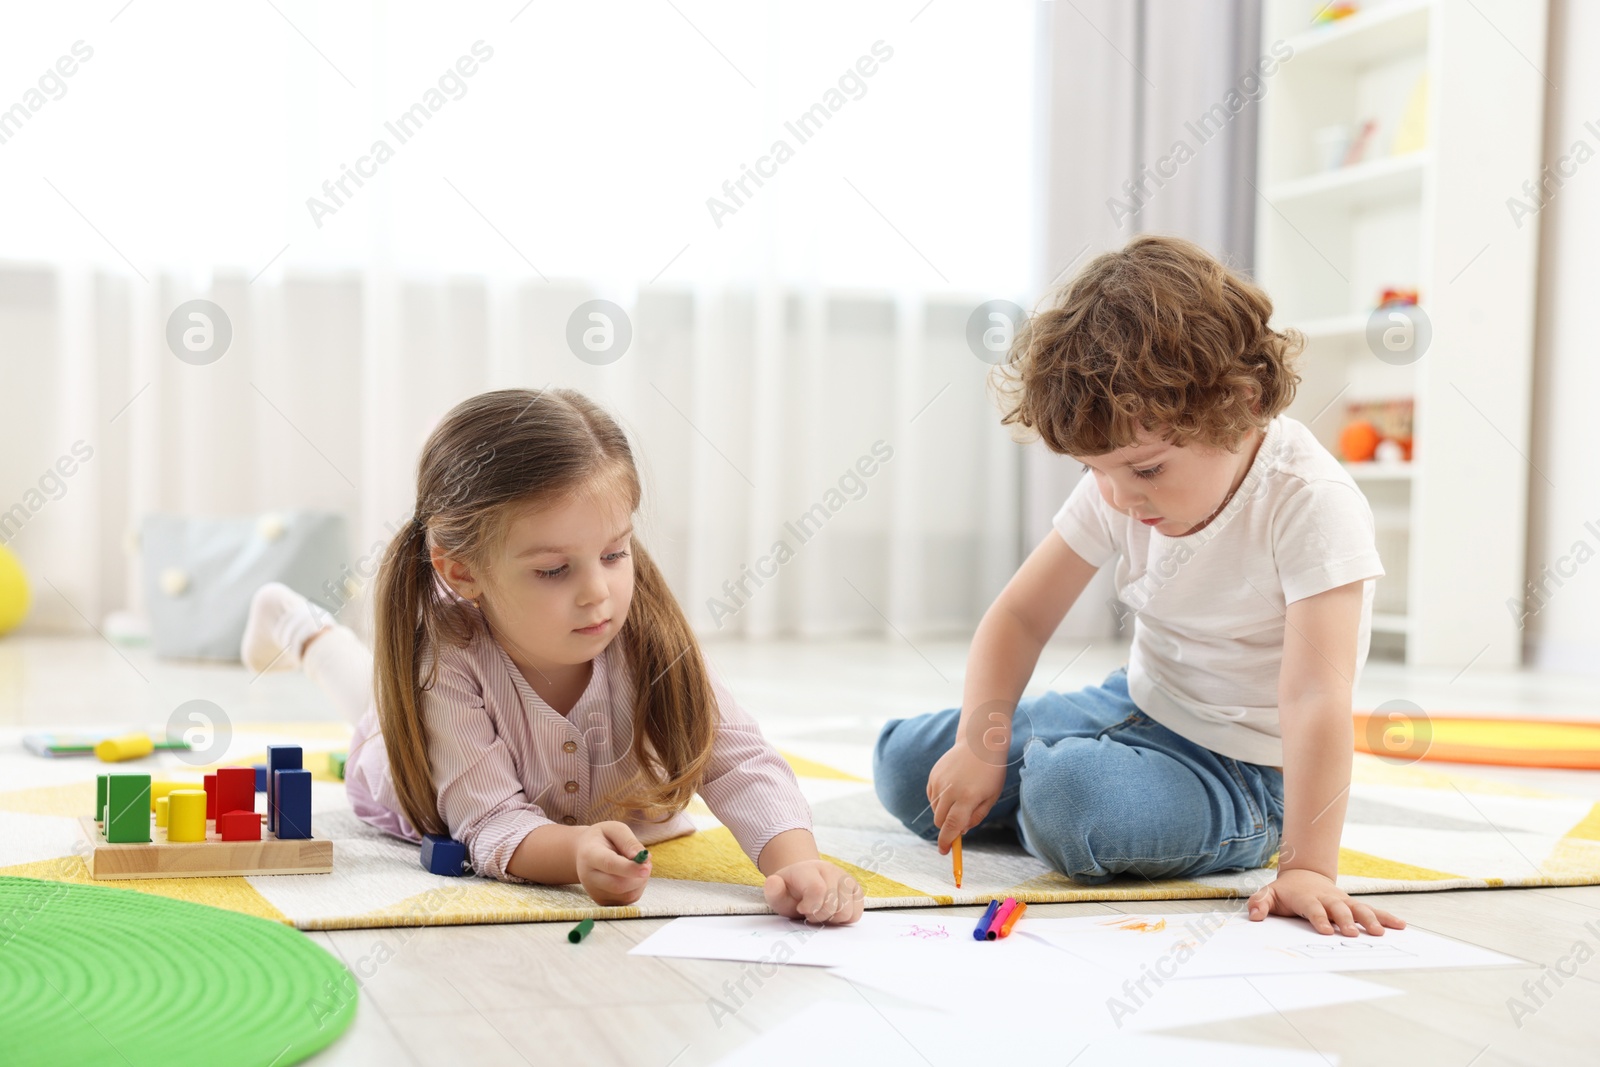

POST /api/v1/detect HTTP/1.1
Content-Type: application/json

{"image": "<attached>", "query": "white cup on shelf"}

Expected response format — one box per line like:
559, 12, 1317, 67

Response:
1313, 124, 1350, 171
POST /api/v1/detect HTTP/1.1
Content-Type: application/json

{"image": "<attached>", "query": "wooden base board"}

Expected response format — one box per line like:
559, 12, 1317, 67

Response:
79, 816, 333, 879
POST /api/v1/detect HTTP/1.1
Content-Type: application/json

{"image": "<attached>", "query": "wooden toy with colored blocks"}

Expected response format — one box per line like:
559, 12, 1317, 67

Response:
79, 750, 332, 878
328, 751, 347, 780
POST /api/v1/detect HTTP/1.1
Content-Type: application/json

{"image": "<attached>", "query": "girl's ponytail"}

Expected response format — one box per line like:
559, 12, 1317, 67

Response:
372, 516, 450, 839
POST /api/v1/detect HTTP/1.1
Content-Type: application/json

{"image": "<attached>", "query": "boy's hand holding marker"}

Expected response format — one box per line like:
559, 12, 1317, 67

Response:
574, 821, 653, 907
926, 742, 1006, 861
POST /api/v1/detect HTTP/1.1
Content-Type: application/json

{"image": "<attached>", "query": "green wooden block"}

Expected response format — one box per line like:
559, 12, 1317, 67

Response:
96, 774, 109, 823
105, 774, 152, 843
328, 751, 347, 780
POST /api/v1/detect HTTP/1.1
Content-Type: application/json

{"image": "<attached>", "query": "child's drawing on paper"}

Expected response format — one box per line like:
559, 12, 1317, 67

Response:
1285, 940, 1415, 959
898, 923, 951, 941
1098, 917, 1168, 933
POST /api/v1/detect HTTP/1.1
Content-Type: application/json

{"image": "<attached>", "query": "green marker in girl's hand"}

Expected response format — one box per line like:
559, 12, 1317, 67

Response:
633, 849, 649, 864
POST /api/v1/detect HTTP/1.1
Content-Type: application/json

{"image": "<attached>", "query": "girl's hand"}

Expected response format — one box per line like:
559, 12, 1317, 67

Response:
926, 741, 1007, 854
763, 859, 864, 925
575, 821, 652, 906
1248, 868, 1406, 936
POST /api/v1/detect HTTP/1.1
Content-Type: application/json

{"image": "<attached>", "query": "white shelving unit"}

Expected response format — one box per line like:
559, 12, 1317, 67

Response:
1254, 0, 1548, 667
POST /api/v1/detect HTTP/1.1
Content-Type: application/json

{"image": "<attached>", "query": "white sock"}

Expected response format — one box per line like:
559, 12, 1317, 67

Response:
302, 624, 375, 725
240, 582, 330, 674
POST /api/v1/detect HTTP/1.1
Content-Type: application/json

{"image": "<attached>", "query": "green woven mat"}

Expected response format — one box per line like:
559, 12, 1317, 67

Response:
0, 876, 356, 1066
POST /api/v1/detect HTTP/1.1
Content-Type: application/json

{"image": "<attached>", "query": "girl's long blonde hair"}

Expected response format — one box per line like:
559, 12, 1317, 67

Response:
372, 388, 718, 838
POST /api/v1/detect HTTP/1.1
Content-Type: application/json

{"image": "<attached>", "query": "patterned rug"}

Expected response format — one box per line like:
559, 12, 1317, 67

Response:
3, 722, 1598, 930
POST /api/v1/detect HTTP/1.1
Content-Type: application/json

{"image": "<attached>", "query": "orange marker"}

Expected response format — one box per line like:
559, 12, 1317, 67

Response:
952, 835, 963, 888
998, 900, 1028, 938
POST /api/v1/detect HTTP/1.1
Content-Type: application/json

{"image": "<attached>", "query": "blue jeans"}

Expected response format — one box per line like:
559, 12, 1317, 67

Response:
872, 666, 1285, 885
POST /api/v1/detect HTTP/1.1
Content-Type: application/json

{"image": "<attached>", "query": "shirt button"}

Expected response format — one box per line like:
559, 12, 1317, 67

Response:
563, 741, 577, 753
564, 780, 579, 793
561, 815, 576, 825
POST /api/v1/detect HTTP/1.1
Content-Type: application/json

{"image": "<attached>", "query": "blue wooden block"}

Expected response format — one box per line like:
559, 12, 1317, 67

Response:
272, 768, 313, 840
253, 763, 267, 792
266, 745, 302, 834
420, 833, 469, 876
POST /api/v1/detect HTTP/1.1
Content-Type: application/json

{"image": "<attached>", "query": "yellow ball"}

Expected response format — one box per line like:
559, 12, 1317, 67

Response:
0, 543, 30, 635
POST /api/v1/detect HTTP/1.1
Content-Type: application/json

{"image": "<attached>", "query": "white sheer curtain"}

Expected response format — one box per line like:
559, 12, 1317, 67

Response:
0, 2, 1038, 642
1028, 0, 1265, 642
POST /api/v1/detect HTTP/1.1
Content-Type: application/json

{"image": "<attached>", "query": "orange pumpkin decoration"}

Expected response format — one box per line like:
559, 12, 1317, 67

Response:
1339, 419, 1381, 463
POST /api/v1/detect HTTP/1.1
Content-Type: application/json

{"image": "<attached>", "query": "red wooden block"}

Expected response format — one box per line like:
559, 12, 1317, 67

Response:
216, 767, 255, 822
203, 773, 217, 821
218, 809, 261, 841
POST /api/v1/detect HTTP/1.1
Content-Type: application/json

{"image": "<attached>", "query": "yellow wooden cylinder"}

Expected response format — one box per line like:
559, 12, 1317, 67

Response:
155, 796, 169, 828
148, 778, 203, 812
166, 789, 207, 842
94, 732, 154, 763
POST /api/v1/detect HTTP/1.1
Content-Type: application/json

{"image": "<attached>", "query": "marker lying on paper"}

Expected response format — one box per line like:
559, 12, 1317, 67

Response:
972, 899, 1001, 941
998, 901, 1028, 937
985, 897, 1019, 940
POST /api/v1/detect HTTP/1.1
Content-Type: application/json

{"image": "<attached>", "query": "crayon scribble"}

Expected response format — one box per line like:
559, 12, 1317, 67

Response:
1100, 917, 1168, 933
901, 923, 951, 940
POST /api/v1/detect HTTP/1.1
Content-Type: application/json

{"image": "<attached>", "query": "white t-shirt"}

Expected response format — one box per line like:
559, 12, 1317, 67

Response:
1052, 414, 1384, 767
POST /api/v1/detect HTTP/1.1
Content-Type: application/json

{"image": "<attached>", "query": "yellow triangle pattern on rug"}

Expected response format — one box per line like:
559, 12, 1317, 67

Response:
322, 879, 643, 932
0, 781, 96, 817
1334, 848, 1462, 883
776, 750, 868, 782
0, 854, 289, 923
648, 825, 770, 887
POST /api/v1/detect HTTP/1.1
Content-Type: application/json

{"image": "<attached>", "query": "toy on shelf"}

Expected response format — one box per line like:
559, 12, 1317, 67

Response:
1312, 2, 1359, 25
81, 748, 332, 879
1341, 118, 1378, 167
1339, 398, 1414, 464
1377, 287, 1419, 308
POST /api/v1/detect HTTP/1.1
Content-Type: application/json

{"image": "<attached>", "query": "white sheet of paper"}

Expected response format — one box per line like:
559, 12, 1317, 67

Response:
830, 946, 1399, 1034
1021, 911, 1524, 978
709, 1000, 1346, 1067
627, 910, 1024, 968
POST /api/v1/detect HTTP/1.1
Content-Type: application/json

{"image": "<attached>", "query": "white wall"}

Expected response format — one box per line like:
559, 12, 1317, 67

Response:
1525, 0, 1600, 675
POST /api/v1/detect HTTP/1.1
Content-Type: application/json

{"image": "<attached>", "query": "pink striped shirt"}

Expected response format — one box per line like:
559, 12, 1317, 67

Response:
345, 615, 813, 883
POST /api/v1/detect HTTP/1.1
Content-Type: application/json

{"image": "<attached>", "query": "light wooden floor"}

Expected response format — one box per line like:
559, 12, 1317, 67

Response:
5, 634, 1600, 1065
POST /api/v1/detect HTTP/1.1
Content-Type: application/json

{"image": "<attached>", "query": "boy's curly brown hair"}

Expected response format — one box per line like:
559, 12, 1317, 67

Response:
995, 234, 1303, 456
